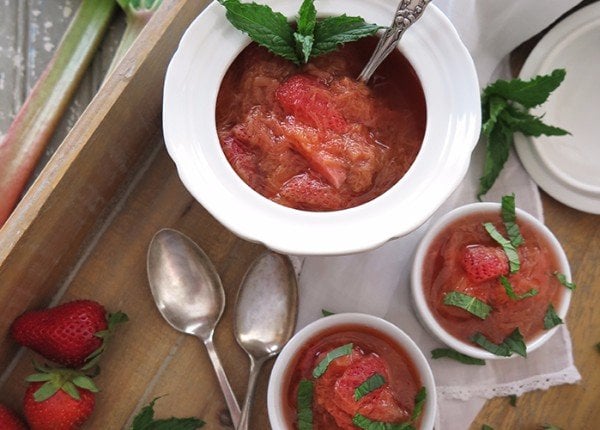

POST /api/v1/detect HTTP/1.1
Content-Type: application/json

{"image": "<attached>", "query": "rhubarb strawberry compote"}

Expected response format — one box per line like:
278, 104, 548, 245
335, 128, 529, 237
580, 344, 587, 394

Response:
283, 324, 426, 429
215, 37, 426, 211
420, 199, 570, 352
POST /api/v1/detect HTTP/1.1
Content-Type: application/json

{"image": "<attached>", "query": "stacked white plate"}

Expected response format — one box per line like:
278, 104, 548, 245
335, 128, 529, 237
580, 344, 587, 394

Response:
515, 2, 600, 214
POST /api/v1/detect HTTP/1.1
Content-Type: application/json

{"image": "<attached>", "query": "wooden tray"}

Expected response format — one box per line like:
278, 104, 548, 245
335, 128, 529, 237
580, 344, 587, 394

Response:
1, 1, 599, 429
0, 1, 266, 428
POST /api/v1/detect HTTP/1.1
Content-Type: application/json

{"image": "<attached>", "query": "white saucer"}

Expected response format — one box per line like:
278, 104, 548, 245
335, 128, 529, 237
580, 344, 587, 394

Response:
514, 2, 600, 214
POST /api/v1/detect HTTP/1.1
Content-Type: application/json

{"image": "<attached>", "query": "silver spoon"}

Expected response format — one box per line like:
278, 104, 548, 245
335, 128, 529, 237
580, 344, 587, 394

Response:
147, 228, 241, 428
234, 252, 298, 430
358, 0, 431, 84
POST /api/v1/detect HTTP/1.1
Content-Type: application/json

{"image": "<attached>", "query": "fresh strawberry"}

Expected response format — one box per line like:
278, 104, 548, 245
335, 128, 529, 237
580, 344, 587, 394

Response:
10, 300, 128, 368
0, 404, 27, 429
23, 366, 98, 430
462, 245, 509, 283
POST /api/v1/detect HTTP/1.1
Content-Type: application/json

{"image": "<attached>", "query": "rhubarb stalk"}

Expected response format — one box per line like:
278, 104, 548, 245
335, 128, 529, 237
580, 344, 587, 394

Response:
0, 0, 117, 226
106, 0, 163, 79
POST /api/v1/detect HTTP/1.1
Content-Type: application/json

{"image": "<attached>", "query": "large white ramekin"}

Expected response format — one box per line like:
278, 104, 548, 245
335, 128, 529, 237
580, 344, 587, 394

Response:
163, 0, 480, 255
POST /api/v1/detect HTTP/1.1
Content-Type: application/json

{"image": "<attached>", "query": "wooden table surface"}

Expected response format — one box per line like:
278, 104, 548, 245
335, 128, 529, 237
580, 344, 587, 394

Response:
0, 1, 598, 429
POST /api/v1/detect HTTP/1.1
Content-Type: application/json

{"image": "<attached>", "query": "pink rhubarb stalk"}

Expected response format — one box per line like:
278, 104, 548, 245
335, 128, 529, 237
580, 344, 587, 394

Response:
0, 0, 117, 226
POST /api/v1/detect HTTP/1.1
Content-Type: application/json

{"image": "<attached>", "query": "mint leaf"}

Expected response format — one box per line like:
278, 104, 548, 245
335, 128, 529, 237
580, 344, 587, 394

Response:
478, 121, 513, 199
477, 69, 569, 199
500, 106, 570, 137
503, 328, 527, 357
483, 222, 520, 273
294, 33, 314, 64
508, 394, 517, 406
219, 0, 299, 64
312, 16, 380, 57
355, 373, 386, 400
543, 304, 563, 329
130, 398, 204, 430
482, 69, 566, 109
313, 343, 353, 378
499, 276, 538, 300
297, 379, 314, 430
554, 272, 576, 290
321, 309, 335, 316
471, 332, 511, 357
482, 425, 495, 430
443, 291, 492, 320
297, 0, 317, 35
431, 348, 486, 365
352, 414, 413, 430
501, 194, 524, 247
411, 387, 427, 422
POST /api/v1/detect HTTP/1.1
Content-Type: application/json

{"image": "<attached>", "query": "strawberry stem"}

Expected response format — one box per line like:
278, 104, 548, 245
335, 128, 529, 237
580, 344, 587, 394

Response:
0, 0, 117, 227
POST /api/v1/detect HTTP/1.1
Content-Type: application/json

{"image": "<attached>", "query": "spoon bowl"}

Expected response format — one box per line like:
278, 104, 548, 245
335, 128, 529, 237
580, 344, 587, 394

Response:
147, 228, 241, 427
234, 251, 298, 430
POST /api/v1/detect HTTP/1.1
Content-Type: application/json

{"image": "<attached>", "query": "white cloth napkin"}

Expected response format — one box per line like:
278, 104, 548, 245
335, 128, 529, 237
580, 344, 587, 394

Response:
294, 1, 582, 428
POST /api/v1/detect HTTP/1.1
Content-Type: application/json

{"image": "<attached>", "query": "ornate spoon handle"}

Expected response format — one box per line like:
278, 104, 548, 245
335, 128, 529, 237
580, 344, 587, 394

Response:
358, 0, 431, 84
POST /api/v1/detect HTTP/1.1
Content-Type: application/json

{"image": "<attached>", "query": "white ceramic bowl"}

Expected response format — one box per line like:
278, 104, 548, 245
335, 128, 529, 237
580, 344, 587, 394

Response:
267, 313, 437, 429
163, 0, 480, 255
411, 203, 572, 360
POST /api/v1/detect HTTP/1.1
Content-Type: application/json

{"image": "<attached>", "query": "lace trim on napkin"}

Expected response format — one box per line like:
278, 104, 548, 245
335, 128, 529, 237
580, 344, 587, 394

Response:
437, 365, 581, 400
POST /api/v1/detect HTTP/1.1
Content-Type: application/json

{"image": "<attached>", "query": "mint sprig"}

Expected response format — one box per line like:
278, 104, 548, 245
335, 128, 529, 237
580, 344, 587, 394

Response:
431, 348, 486, 365
130, 397, 204, 430
219, 0, 380, 65
478, 69, 569, 199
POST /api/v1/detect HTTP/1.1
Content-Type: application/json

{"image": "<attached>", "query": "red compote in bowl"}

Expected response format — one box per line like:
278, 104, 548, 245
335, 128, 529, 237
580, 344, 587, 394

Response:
267, 313, 436, 429
216, 37, 426, 211
162, 0, 481, 255
411, 197, 573, 360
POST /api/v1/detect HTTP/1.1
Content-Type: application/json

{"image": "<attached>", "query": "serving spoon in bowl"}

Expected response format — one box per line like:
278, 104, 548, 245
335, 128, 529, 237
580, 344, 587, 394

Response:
358, 0, 431, 84
234, 252, 298, 430
147, 228, 241, 428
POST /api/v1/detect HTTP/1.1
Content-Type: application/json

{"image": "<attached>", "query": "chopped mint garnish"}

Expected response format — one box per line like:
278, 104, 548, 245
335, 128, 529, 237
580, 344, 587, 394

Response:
444, 291, 492, 320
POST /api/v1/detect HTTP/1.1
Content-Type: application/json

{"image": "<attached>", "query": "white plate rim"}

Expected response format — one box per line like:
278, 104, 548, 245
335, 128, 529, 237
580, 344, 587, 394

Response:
514, 2, 600, 215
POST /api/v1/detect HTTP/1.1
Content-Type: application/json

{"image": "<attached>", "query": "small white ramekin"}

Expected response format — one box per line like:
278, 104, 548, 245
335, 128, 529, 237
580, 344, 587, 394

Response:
267, 313, 436, 429
411, 202, 572, 360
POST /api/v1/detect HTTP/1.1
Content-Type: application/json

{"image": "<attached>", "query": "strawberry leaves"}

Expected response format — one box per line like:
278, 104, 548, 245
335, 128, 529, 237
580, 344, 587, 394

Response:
83, 311, 129, 370
26, 365, 99, 402
478, 69, 569, 199
218, 0, 380, 65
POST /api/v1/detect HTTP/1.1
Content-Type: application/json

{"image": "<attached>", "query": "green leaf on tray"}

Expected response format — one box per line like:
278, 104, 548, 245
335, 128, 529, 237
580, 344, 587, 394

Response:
130, 397, 204, 430
554, 272, 576, 290
481, 425, 495, 430
499, 276, 538, 300
297, 379, 314, 430
477, 69, 569, 199
321, 309, 335, 317
431, 348, 486, 365
218, 0, 380, 65
355, 373, 386, 401
501, 194, 524, 247
443, 291, 492, 320
508, 394, 517, 407
483, 222, 520, 273
543, 304, 563, 330
313, 343, 353, 378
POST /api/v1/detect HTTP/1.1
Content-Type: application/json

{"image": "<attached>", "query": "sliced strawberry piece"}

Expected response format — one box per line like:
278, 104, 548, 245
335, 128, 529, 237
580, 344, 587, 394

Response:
277, 173, 344, 211
275, 74, 347, 133
462, 245, 509, 283
221, 135, 260, 189
333, 353, 409, 423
